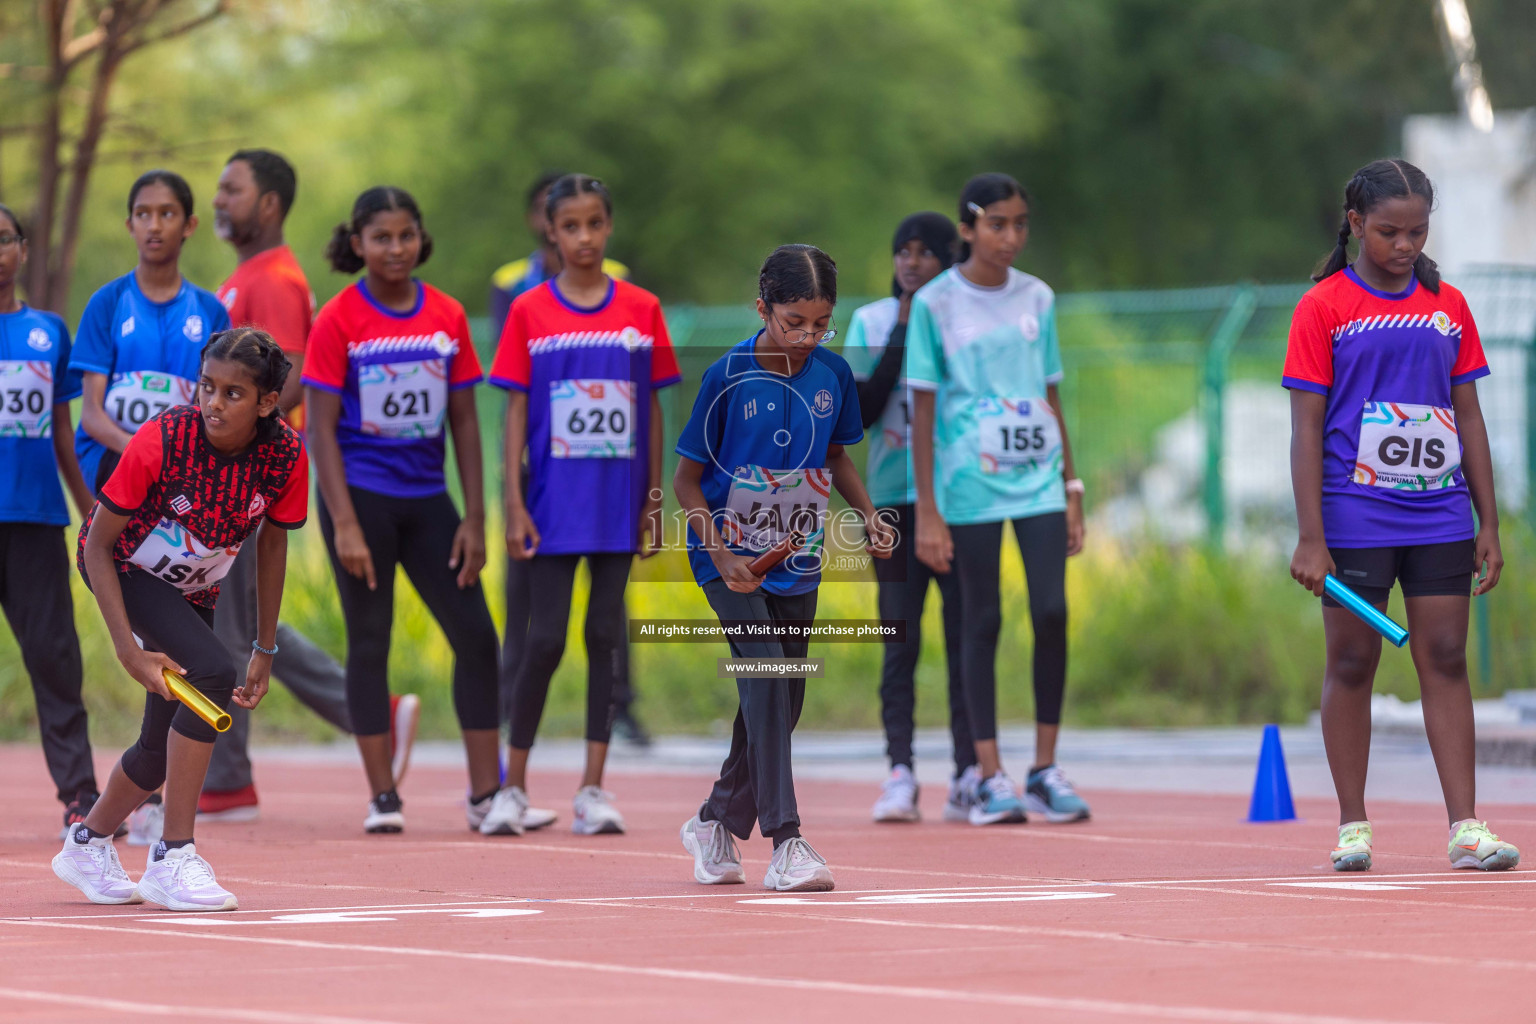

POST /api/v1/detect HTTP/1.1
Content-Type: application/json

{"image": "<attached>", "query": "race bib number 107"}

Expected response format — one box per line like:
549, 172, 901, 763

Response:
1354, 401, 1461, 491
107, 371, 196, 432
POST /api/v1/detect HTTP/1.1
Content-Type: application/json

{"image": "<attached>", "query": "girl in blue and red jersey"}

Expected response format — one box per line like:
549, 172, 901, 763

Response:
304, 187, 504, 835
1285, 159, 1518, 873
54, 327, 306, 912
488, 174, 681, 836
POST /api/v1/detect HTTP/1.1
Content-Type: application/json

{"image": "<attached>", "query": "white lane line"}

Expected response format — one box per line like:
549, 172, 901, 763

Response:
0, 919, 1446, 1024
0, 986, 406, 1024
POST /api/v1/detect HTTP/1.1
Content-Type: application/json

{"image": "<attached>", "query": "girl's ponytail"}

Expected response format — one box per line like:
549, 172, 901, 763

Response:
1413, 252, 1441, 292
1312, 216, 1353, 283
325, 222, 364, 274
1313, 159, 1441, 293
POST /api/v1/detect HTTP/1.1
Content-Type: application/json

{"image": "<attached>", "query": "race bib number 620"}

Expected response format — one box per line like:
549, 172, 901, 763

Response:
549, 378, 635, 458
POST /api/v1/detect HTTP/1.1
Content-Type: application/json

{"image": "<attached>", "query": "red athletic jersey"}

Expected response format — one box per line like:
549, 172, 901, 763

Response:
78, 405, 308, 608
217, 245, 315, 354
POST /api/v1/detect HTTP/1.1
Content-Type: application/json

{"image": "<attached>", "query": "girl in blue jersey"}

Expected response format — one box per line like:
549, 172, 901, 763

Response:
1285, 160, 1517, 872
71, 170, 231, 495
0, 203, 102, 837
909, 173, 1090, 827
674, 244, 893, 892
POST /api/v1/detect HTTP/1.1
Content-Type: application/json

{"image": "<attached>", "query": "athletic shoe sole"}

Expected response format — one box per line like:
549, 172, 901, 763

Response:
942, 803, 972, 823
476, 819, 524, 836
197, 805, 260, 823
680, 821, 745, 885
572, 817, 626, 835
1451, 848, 1520, 871
969, 806, 1027, 826
365, 813, 405, 834
873, 810, 921, 823
1331, 852, 1372, 871
1023, 794, 1090, 823
138, 877, 237, 912
763, 869, 835, 893
50, 852, 143, 905
523, 807, 557, 831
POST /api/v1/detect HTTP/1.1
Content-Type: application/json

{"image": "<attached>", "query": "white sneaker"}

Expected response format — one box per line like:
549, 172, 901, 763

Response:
763, 836, 834, 892
364, 791, 404, 833
572, 786, 626, 835
126, 799, 164, 847
472, 787, 526, 836
522, 805, 558, 830
679, 814, 745, 884
872, 764, 921, 822
137, 843, 237, 912
52, 832, 142, 905
943, 765, 981, 822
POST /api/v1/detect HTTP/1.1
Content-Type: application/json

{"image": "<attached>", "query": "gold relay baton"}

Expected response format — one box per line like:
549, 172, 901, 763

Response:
161, 669, 232, 733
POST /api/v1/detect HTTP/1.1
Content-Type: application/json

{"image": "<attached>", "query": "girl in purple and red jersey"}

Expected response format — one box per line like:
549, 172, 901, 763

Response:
304, 187, 505, 835
1285, 159, 1519, 873
487, 174, 681, 836
53, 327, 306, 912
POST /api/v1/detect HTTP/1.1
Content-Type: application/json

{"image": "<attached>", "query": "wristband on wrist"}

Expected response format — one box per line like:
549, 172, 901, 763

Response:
252, 639, 279, 656
1064, 478, 1085, 496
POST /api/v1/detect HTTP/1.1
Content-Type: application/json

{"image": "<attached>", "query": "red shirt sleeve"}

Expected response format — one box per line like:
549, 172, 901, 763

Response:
238, 274, 313, 354
300, 303, 349, 393
266, 441, 310, 528
650, 300, 682, 387
448, 306, 483, 389
1282, 294, 1333, 395
1450, 292, 1489, 384
489, 298, 531, 391
98, 424, 164, 516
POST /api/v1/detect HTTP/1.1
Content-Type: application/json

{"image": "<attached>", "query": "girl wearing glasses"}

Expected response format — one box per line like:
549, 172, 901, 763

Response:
488, 174, 681, 837
909, 173, 1090, 827
673, 244, 893, 892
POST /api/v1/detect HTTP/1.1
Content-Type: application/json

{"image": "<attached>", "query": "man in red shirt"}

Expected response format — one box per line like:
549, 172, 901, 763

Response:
202, 150, 417, 821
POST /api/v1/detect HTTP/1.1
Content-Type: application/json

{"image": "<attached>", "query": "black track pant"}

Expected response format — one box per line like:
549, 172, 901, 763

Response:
507, 552, 632, 748
113, 571, 237, 790
699, 581, 817, 840
319, 487, 499, 737
873, 504, 973, 774
949, 512, 1068, 741
2, 523, 95, 802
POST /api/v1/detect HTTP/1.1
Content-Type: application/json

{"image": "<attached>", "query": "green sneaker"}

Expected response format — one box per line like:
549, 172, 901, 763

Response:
1448, 820, 1520, 871
1331, 820, 1373, 871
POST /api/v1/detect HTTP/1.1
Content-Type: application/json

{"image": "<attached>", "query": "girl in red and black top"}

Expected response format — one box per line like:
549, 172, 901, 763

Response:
53, 327, 306, 912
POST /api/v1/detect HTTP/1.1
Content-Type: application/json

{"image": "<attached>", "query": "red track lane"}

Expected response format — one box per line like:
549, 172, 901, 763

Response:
2, 744, 1533, 1024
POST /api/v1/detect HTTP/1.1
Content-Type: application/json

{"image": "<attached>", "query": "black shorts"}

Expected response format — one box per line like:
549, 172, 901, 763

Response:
1325, 540, 1475, 607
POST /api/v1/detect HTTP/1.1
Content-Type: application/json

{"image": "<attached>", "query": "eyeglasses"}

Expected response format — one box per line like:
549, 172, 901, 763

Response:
0, 234, 22, 249
769, 310, 836, 345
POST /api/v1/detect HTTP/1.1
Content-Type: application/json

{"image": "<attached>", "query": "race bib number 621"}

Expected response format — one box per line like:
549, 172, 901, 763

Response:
358, 359, 448, 438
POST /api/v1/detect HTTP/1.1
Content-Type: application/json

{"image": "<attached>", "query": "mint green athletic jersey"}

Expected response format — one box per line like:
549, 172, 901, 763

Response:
905, 267, 1066, 525
842, 297, 916, 507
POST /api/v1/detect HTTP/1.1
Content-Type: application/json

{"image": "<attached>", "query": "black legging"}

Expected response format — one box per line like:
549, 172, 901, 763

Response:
507, 552, 632, 748
950, 511, 1068, 741
872, 503, 972, 773
319, 487, 500, 737
110, 570, 237, 790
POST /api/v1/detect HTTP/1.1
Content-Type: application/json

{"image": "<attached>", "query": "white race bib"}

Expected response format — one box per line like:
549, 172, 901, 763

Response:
358, 359, 447, 438
722, 466, 830, 552
977, 396, 1061, 474
128, 518, 241, 593
878, 388, 911, 452
1354, 401, 1461, 491
0, 360, 53, 438
549, 378, 635, 458
107, 371, 196, 432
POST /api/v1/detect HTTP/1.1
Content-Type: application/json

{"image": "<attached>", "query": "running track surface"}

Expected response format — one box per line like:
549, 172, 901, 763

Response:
1, 744, 1533, 1024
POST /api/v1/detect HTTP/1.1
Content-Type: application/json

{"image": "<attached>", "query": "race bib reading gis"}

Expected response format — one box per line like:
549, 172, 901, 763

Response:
1354, 401, 1461, 491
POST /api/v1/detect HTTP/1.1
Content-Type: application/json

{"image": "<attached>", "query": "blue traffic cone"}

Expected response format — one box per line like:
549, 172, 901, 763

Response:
1247, 723, 1296, 822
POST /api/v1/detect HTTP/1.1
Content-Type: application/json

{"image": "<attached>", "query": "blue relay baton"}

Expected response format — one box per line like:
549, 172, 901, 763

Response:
1324, 574, 1409, 648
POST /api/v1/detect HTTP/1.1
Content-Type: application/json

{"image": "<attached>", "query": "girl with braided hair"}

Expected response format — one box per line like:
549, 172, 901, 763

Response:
1285, 158, 1519, 872
55, 327, 308, 911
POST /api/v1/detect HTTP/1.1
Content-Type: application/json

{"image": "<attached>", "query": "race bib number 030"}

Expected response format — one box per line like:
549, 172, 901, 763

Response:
1354, 401, 1461, 491
721, 466, 831, 553
358, 359, 448, 438
978, 397, 1061, 474
128, 518, 241, 593
0, 360, 53, 438
549, 378, 635, 458
108, 371, 195, 432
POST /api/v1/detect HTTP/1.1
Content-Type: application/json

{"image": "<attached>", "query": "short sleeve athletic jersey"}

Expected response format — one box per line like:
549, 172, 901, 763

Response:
302, 280, 483, 498
0, 305, 82, 526
842, 297, 914, 507
1282, 266, 1489, 547
489, 250, 630, 337
69, 273, 231, 492
489, 278, 682, 554
675, 334, 863, 596
905, 267, 1066, 525
217, 245, 315, 355
77, 405, 308, 609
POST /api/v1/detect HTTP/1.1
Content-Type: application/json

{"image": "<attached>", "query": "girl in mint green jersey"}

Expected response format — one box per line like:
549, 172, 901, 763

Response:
909, 173, 1089, 827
